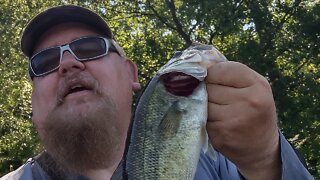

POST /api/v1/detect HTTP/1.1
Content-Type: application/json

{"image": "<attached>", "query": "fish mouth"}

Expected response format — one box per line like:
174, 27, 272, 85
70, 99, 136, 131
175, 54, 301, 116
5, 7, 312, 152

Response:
159, 72, 200, 97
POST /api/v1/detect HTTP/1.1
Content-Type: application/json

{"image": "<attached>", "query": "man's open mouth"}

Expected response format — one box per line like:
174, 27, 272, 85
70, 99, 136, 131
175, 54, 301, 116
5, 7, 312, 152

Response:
63, 82, 93, 98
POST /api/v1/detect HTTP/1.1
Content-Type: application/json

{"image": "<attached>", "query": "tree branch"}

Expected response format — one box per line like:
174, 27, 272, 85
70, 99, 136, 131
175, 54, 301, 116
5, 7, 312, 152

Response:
208, 32, 215, 45
263, 0, 302, 53
294, 60, 309, 74
246, 0, 302, 55
145, 0, 177, 31
233, 0, 245, 13
165, 0, 192, 46
188, 20, 200, 36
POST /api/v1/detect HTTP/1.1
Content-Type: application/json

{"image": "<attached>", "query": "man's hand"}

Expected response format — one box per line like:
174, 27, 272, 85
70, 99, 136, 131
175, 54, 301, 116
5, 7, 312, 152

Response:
206, 61, 281, 179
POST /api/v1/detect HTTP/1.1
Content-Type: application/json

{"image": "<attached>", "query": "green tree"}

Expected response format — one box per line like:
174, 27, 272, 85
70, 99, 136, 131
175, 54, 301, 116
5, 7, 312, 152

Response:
0, 0, 319, 178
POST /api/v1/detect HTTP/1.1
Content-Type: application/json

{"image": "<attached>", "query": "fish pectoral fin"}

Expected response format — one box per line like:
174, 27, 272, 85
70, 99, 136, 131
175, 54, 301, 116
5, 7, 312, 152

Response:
205, 143, 217, 161
201, 126, 217, 161
158, 101, 183, 139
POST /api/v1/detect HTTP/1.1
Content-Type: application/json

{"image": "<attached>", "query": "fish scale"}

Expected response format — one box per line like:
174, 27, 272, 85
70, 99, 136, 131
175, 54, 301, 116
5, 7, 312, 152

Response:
123, 43, 228, 180
126, 77, 207, 180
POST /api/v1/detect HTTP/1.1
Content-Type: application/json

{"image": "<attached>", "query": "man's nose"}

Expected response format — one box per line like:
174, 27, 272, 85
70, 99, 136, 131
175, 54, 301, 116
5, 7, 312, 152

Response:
58, 51, 85, 76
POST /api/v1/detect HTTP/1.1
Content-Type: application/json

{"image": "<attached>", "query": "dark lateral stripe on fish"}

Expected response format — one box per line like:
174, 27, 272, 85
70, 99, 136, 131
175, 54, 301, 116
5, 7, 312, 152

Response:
159, 72, 200, 97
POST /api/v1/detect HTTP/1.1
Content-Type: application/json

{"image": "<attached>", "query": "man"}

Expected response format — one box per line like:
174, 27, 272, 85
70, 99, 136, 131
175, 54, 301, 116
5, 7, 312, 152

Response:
1, 5, 313, 180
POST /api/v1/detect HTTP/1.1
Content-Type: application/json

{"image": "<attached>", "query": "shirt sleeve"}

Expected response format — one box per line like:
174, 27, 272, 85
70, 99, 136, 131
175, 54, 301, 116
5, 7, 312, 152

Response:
0, 158, 52, 180
194, 151, 243, 180
279, 132, 314, 180
194, 131, 314, 180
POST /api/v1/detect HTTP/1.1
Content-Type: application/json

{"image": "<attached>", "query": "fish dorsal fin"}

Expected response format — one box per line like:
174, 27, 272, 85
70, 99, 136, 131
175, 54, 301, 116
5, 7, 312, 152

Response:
158, 101, 184, 139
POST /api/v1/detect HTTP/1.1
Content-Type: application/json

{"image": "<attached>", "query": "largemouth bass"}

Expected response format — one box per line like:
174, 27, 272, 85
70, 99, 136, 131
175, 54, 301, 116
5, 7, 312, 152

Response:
123, 43, 227, 180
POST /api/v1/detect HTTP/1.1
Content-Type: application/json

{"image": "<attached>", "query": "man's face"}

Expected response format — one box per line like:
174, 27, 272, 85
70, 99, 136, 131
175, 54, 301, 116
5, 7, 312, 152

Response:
31, 23, 140, 172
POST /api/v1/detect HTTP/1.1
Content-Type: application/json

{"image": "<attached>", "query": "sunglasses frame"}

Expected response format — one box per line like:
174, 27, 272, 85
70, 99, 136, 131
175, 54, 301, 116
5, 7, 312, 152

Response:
29, 36, 117, 77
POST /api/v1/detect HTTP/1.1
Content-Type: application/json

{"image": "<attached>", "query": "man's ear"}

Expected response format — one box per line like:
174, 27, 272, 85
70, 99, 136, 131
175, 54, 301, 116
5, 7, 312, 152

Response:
125, 59, 141, 91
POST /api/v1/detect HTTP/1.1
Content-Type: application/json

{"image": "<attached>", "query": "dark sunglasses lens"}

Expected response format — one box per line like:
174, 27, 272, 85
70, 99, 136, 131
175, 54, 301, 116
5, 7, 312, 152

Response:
70, 37, 106, 59
31, 48, 60, 75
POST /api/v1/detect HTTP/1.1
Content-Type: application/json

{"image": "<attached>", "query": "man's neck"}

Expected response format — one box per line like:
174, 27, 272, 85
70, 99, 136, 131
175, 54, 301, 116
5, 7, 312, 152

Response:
83, 144, 125, 180
83, 155, 124, 180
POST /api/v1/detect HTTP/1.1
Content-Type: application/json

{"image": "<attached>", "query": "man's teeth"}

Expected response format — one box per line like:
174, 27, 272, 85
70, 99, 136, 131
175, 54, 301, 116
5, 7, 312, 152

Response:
71, 85, 83, 90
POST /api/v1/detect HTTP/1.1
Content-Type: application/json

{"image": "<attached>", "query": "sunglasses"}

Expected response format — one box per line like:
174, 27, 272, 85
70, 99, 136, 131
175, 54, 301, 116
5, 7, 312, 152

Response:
29, 36, 119, 78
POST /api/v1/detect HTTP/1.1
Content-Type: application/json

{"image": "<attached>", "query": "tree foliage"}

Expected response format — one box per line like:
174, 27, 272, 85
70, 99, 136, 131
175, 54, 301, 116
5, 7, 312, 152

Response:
0, 0, 319, 178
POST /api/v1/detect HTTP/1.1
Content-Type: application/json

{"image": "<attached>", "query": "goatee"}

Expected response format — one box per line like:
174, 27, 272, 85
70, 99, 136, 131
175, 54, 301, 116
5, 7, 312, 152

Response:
42, 72, 122, 174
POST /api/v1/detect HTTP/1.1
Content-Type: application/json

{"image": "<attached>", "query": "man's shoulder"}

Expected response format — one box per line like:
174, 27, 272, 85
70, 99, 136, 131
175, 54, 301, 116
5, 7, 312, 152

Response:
1, 158, 34, 180
1, 156, 51, 180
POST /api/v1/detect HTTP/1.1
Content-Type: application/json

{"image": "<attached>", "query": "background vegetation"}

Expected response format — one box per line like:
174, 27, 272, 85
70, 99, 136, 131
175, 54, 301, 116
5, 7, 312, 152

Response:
0, 0, 319, 178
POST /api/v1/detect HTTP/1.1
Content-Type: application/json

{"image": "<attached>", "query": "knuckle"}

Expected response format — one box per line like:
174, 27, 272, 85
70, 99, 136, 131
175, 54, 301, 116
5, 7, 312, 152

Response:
257, 75, 271, 90
247, 95, 264, 109
247, 76, 273, 109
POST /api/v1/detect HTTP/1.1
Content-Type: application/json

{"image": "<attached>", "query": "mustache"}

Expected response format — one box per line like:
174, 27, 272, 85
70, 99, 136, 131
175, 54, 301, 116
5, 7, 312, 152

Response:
55, 72, 102, 105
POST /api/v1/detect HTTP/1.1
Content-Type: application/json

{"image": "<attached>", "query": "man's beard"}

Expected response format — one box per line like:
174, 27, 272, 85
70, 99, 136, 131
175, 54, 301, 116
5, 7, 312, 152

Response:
41, 72, 122, 174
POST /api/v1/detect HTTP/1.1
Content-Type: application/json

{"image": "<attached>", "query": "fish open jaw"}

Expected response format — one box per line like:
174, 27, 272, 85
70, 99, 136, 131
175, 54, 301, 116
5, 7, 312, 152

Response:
159, 72, 200, 97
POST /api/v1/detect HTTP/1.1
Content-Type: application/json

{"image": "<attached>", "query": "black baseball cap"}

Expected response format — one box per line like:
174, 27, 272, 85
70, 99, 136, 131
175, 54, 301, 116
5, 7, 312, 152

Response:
21, 5, 113, 58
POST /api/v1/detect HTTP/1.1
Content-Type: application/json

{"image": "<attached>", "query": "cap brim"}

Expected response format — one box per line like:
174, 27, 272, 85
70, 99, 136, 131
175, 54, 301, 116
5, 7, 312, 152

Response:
21, 5, 113, 58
